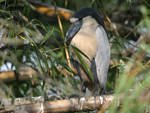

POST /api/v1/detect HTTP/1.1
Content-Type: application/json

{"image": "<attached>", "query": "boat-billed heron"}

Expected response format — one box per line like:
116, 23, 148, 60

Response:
65, 7, 110, 95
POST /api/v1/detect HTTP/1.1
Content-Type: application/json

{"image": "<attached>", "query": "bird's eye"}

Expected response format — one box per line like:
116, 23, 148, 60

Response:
78, 18, 82, 21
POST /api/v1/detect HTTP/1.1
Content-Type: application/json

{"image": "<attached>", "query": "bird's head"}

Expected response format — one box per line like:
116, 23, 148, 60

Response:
65, 7, 106, 42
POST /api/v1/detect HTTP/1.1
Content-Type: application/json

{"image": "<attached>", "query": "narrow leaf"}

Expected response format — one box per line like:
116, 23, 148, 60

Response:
41, 27, 54, 44
71, 45, 94, 83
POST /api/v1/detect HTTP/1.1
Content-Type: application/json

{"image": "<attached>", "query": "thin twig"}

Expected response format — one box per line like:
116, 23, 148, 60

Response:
75, 0, 78, 10
65, 0, 68, 8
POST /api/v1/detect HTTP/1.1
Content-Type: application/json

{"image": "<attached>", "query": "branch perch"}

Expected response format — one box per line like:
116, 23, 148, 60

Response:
0, 94, 115, 113
1, 91, 149, 113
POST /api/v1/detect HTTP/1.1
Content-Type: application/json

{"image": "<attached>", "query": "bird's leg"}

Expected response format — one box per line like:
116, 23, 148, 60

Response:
94, 79, 99, 108
93, 74, 106, 107
71, 59, 81, 91
67, 94, 80, 108
71, 59, 87, 106
90, 59, 100, 107
71, 76, 79, 90
81, 80, 86, 92
94, 87, 107, 109
72, 59, 86, 92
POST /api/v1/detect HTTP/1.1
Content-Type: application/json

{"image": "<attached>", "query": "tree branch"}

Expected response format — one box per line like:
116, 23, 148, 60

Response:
26, 0, 74, 21
0, 94, 115, 113
1, 90, 149, 113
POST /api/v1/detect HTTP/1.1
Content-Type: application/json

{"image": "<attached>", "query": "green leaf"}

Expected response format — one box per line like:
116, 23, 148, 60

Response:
54, 27, 64, 41
142, 0, 150, 7
0, 0, 5, 3
106, 81, 115, 90
44, 46, 73, 74
51, 35, 63, 47
71, 45, 91, 61
47, 50, 65, 84
71, 45, 94, 83
41, 27, 54, 44
126, 0, 131, 9
27, 35, 47, 77
113, 34, 127, 51
110, 63, 122, 69
25, 43, 31, 55
9, 51, 19, 70
133, 27, 137, 37
31, 19, 48, 32
0, 9, 10, 14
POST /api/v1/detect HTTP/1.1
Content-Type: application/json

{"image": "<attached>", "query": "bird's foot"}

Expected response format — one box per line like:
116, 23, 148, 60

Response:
93, 92, 99, 108
77, 97, 86, 110
67, 94, 80, 108
67, 94, 86, 110
93, 92, 107, 109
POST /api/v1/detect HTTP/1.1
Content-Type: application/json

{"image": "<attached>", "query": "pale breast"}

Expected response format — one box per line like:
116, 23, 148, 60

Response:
70, 24, 99, 66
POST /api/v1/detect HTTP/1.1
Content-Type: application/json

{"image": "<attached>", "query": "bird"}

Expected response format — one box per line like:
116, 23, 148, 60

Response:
65, 7, 110, 95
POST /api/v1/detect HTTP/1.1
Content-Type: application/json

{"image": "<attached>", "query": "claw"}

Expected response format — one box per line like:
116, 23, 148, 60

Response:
67, 94, 80, 108
70, 98, 76, 107
102, 95, 107, 101
93, 89, 107, 109
100, 89, 107, 102
99, 96, 104, 104
94, 92, 99, 108
78, 97, 85, 110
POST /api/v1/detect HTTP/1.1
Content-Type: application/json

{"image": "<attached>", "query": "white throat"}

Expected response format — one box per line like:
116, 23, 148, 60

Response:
82, 16, 98, 27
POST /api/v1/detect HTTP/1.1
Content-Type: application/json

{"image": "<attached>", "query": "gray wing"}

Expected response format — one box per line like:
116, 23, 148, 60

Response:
95, 25, 110, 93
